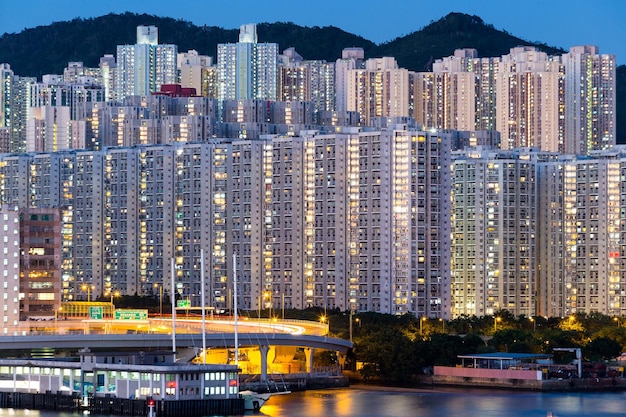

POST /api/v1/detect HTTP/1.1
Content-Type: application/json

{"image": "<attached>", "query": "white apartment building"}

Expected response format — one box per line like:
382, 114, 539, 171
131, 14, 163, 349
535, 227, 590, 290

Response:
0, 206, 20, 331
116, 26, 178, 102
26, 106, 72, 152
0, 64, 36, 153
28, 76, 105, 120
346, 57, 411, 126
421, 46, 615, 156
334, 48, 364, 114
217, 24, 278, 102
178, 50, 213, 96
0, 64, 12, 130
278, 52, 335, 117
0, 126, 452, 318
537, 149, 626, 317
451, 147, 540, 317
98, 54, 116, 103
495, 47, 563, 152
414, 71, 476, 131
563, 46, 616, 155
424, 48, 499, 132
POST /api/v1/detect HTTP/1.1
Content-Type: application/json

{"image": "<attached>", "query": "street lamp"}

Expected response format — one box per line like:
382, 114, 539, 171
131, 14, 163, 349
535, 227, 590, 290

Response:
320, 315, 328, 335
110, 290, 120, 318
154, 283, 163, 317
420, 316, 427, 336
349, 311, 361, 343
264, 290, 271, 317
614, 316, 620, 327
281, 293, 285, 321
439, 318, 445, 333
530, 317, 536, 331
81, 284, 94, 302
494, 316, 501, 332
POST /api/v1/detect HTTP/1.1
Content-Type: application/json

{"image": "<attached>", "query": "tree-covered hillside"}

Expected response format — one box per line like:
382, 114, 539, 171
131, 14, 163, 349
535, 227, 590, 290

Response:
0, 12, 375, 77
375, 13, 565, 71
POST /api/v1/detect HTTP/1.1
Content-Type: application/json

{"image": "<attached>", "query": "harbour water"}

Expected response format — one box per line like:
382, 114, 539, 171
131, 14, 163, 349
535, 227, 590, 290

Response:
3, 386, 626, 417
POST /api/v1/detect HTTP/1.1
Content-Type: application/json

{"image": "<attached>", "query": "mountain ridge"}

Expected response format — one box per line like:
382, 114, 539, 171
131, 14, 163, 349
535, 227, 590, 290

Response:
0, 12, 566, 76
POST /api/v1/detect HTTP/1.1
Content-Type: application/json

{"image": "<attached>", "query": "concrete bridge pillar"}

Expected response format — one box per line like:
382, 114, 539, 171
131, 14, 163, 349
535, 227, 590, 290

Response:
304, 347, 315, 373
259, 345, 269, 382
337, 352, 346, 369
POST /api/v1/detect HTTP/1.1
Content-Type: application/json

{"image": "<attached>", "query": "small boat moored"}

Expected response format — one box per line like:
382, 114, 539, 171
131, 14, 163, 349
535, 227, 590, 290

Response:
240, 389, 291, 411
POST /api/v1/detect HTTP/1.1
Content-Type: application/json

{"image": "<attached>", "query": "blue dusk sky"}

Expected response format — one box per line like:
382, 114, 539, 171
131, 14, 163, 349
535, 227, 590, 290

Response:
1, 0, 624, 64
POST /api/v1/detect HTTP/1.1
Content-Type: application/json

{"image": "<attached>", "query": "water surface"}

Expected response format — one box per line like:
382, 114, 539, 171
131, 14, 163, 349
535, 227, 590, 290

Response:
3, 387, 626, 417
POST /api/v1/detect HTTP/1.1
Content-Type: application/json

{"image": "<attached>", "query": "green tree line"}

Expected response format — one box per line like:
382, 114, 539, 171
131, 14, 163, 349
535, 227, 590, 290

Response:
321, 310, 625, 383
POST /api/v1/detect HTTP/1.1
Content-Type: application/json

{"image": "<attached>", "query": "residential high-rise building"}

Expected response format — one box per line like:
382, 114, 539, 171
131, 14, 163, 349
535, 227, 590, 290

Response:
0, 128, 9, 153
99, 54, 117, 102
115, 25, 178, 102
278, 48, 335, 118
178, 50, 212, 96
217, 24, 278, 102
26, 106, 72, 152
201, 66, 218, 99
0, 126, 451, 318
346, 57, 411, 126
0, 64, 35, 153
335, 48, 365, 114
421, 48, 499, 132
18, 208, 62, 321
26, 75, 105, 152
451, 147, 541, 317
495, 47, 563, 151
414, 71, 476, 132
0, 64, 12, 131
537, 149, 626, 317
10, 75, 36, 152
28, 75, 106, 120
562, 46, 616, 155
0, 206, 20, 330
63, 61, 101, 84
419, 46, 615, 155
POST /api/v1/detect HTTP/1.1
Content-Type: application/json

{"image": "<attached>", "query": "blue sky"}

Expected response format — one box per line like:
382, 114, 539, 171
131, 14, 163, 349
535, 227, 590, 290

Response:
1, 0, 624, 64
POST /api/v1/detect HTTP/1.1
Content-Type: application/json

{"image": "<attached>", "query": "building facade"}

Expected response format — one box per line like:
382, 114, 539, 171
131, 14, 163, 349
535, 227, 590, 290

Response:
451, 148, 541, 317
18, 207, 62, 320
217, 24, 279, 102
0, 206, 20, 329
0, 126, 452, 318
116, 26, 178, 102
562, 46, 616, 155
346, 57, 411, 126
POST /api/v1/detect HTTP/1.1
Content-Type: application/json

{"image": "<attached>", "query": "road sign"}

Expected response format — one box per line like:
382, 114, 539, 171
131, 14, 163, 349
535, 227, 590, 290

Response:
114, 309, 148, 320
177, 299, 191, 308
89, 306, 103, 320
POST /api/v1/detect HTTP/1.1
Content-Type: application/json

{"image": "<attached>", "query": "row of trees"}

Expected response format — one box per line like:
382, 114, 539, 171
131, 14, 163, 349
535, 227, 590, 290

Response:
319, 310, 626, 382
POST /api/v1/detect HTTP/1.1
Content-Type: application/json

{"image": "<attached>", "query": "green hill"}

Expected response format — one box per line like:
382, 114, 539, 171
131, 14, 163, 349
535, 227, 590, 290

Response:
0, 12, 623, 142
375, 13, 564, 71
0, 12, 375, 78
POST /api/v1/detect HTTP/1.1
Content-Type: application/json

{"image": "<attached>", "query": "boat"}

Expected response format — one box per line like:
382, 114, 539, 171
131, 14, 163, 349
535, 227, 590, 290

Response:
240, 389, 291, 411
240, 390, 272, 411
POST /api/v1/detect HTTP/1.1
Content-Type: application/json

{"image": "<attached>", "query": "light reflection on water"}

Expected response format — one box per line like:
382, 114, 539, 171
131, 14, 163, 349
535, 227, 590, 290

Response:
260, 387, 626, 417
3, 387, 626, 417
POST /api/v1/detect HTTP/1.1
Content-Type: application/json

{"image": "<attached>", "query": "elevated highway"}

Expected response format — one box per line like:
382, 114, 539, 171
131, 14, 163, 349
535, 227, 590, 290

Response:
2, 317, 352, 382
0, 332, 352, 353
